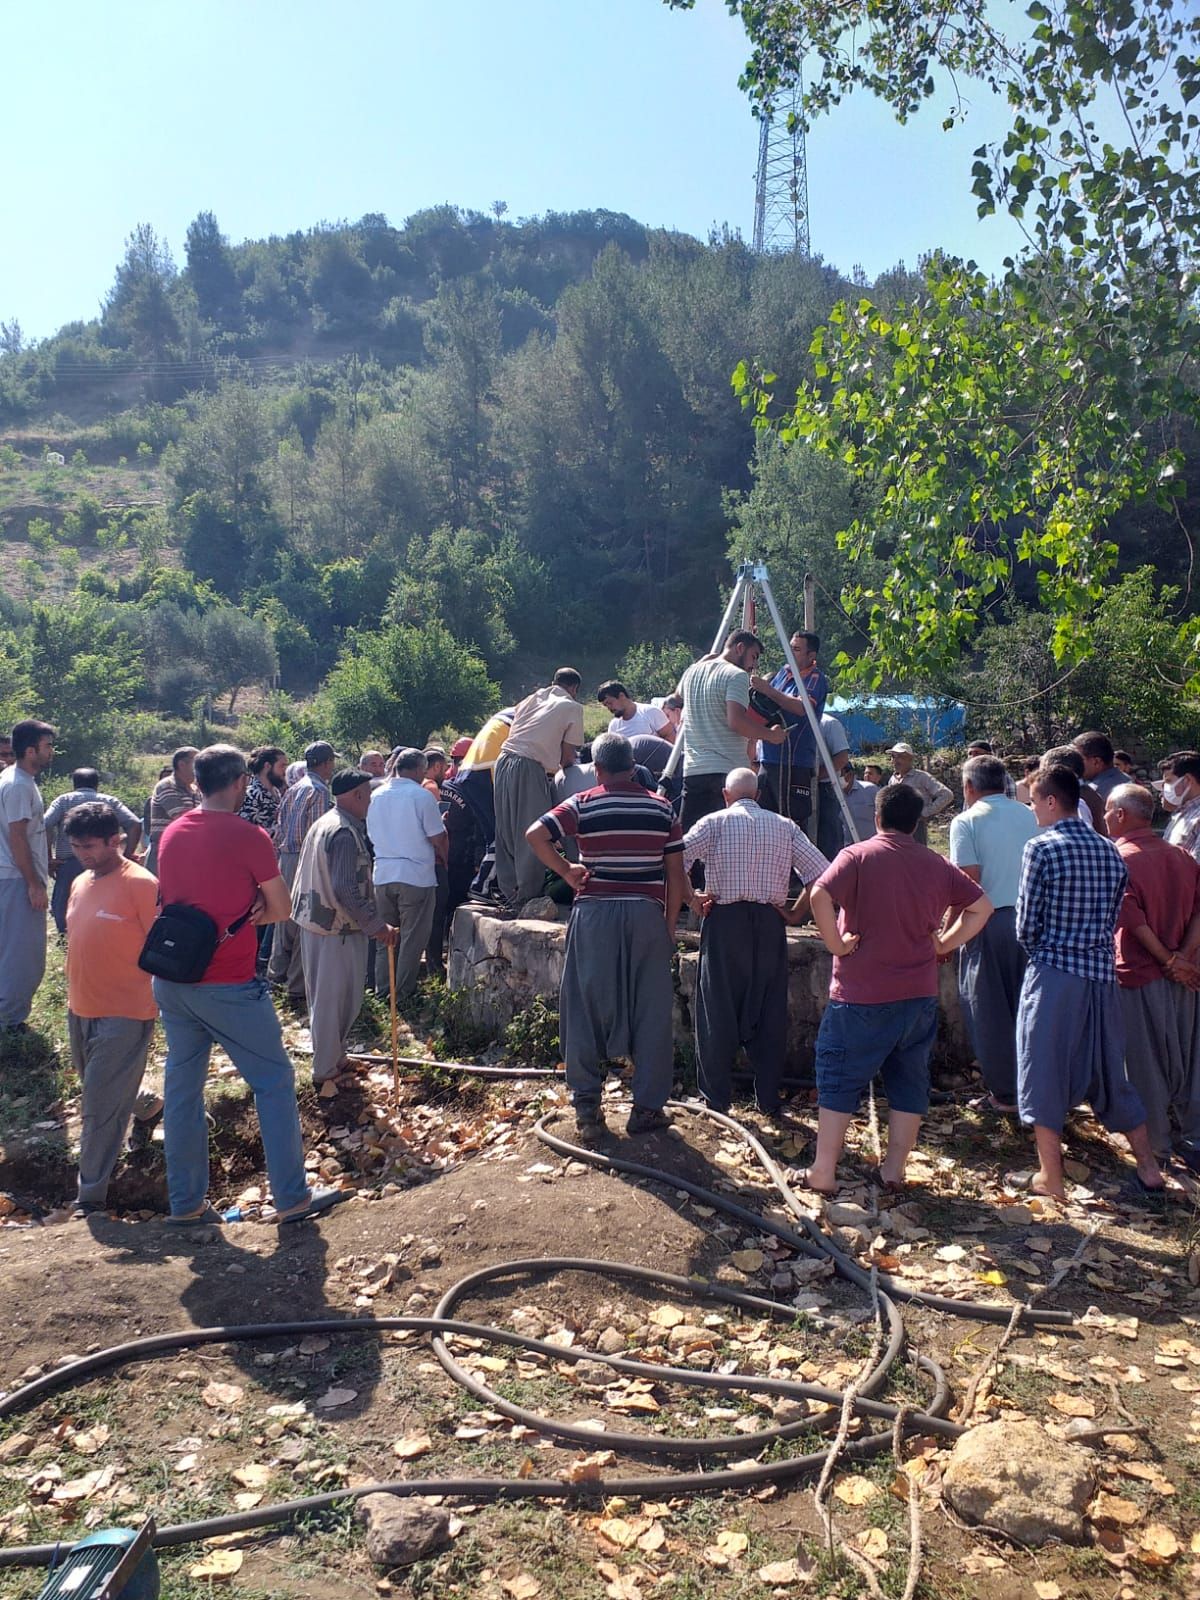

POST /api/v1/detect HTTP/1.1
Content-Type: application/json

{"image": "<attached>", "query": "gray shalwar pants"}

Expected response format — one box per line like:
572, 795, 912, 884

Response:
267, 850, 305, 999
1016, 963, 1146, 1134
69, 1012, 155, 1206
0, 878, 47, 1028
560, 896, 674, 1113
1121, 978, 1200, 1160
493, 751, 553, 908
957, 906, 1026, 1103
301, 928, 369, 1082
374, 881, 436, 1001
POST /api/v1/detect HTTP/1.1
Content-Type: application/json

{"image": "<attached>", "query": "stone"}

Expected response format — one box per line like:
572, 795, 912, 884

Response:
826, 1202, 876, 1229
597, 1326, 626, 1355
520, 896, 562, 922
448, 907, 972, 1075
942, 1420, 1093, 1546
356, 1494, 452, 1568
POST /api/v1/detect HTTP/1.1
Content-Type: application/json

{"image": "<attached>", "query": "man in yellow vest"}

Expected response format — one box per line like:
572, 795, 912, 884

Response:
293, 770, 398, 1083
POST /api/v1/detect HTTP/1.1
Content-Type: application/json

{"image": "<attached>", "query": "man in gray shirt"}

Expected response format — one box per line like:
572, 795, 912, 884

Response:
44, 768, 142, 935
0, 719, 55, 1031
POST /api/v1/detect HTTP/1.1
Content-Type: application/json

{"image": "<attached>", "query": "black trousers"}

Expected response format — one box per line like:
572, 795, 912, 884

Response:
696, 901, 789, 1112
681, 773, 728, 891
758, 764, 813, 828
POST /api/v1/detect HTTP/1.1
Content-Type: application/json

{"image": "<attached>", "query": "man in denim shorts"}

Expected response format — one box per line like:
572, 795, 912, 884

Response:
803, 784, 993, 1194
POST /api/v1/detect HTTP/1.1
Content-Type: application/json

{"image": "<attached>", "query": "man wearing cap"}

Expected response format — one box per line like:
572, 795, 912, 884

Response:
293, 771, 399, 1083
268, 741, 337, 1001
886, 742, 953, 846
367, 748, 448, 1000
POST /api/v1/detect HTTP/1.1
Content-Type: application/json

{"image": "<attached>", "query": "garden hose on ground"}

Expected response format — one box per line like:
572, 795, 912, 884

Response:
0, 1100, 1074, 1570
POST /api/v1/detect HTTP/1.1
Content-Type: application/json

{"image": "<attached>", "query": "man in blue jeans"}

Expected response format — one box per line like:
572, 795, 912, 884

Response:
155, 744, 347, 1226
802, 784, 993, 1195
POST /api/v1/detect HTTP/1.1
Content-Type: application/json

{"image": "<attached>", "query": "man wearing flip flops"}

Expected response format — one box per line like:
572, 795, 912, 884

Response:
155, 744, 348, 1226
802, 783, 993, 1195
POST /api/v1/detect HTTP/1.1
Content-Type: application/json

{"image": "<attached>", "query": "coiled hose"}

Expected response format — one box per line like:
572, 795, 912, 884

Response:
0, 1099, 1072, 1570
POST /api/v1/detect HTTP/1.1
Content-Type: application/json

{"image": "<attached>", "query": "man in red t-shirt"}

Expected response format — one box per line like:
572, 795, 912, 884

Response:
156, 744, 349, 1226
802, 784, 993, 1195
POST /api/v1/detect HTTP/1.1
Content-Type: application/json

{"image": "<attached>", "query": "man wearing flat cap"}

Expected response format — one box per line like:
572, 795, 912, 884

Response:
293, 769, 398, 1083
367, 748, 448, 1000
886, 741, 953, 846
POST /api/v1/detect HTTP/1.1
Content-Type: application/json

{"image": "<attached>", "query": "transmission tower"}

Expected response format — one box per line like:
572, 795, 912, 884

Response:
752, 75, 810, 255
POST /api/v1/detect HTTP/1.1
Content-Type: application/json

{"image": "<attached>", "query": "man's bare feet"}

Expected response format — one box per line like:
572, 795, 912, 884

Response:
1029, 1171, 1068, 1202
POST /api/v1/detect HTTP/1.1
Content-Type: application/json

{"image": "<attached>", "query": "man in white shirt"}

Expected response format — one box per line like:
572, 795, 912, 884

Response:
0, 719, 55, 1031
493, 669, 586, 912
597, 681, 673, 742
367, 748, 447, 999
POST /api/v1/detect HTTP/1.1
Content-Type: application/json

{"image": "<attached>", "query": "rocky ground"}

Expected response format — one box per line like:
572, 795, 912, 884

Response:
1, 977, 1199, 1600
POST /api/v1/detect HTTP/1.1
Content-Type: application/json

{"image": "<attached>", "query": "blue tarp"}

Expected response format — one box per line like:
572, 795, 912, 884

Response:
827, 695, 966, 753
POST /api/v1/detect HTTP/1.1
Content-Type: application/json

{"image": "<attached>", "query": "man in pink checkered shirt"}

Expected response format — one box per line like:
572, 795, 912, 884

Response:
683, 767, 829, 1120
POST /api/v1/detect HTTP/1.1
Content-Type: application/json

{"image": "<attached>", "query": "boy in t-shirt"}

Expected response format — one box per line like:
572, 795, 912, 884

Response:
63, 801, 160, 1214
803, 784, 993, 1194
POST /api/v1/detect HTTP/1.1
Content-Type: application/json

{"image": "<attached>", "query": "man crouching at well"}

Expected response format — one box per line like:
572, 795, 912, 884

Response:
525, 732, 687, 1141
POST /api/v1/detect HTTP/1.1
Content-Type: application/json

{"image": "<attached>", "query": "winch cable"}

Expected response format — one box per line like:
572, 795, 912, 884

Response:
0, 1098, 1071, 1570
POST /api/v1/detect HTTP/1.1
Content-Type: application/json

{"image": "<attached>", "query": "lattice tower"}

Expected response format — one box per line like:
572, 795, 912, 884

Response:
753, 75, 810, 255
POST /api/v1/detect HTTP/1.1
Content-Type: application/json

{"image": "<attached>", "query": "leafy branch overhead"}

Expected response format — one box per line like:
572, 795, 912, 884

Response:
676, 0, 1200, 684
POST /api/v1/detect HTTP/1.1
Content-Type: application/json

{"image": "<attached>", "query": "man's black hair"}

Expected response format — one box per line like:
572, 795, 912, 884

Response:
249, 745, 286, 775
1073, 731, 1114, 766
63, 801, 120, 842
12, 719, 55, 758
597, 680, 627, 702
725, 629, 763, 653
72, 767, 100, 790
1032, 762, 1081, 811
876, 783, 925, 834
194, 744, 247, 797
1161, 750, 1200, 781
792, 631, 820, 655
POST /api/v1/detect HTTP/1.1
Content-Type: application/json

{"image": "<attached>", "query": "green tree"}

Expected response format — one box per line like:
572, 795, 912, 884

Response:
184, 210, 241, 326
203, 607, 278, 714
28, 597, 144, 762
319, 620, 497, 750
615, 640, 695, 697
103, 223, 181, 362
671, 0, 1200, 684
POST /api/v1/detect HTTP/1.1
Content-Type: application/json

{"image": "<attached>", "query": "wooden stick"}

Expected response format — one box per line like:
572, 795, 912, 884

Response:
387, 942, 400, 1106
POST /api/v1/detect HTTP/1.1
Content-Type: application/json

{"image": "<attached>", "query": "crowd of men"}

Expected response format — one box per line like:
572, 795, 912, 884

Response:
1, 623, 1199, 1220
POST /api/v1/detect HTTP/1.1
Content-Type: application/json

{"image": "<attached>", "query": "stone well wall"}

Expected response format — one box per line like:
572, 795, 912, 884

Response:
448, 907, 971, 1076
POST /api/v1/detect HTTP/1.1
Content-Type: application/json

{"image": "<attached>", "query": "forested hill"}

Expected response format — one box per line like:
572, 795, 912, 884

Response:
1, 206, 1196, 765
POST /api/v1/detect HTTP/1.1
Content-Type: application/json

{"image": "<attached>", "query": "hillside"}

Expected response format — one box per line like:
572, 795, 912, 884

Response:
1, 205, 1197, 768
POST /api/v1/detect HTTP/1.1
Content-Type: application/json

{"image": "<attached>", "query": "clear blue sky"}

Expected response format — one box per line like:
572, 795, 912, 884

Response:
1, 0, 1028, 341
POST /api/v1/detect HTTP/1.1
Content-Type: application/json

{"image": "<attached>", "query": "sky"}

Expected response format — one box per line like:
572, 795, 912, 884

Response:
0, 0, 1032, 342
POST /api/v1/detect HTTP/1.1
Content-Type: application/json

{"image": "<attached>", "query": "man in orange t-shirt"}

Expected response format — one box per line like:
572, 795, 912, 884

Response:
64, 801, 159, 1215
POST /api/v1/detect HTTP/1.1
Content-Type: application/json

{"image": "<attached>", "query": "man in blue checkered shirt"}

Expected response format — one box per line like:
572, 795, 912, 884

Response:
1014, 763, 1164, 1201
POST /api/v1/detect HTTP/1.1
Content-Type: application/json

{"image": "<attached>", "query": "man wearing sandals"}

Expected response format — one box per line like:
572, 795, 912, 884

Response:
155, 744, 347, 1226
803, 784, 993, 1195
1014, 764, 1164, 1202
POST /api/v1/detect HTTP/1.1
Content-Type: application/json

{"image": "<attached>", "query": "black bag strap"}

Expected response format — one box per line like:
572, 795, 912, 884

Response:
218, 899, 259, 943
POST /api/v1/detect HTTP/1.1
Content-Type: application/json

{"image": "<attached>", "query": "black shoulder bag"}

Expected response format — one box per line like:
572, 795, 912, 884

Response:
138, 900, 257, 984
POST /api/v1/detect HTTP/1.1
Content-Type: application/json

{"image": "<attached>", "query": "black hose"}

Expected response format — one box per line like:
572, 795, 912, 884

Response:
0, 1098, 1070, 1570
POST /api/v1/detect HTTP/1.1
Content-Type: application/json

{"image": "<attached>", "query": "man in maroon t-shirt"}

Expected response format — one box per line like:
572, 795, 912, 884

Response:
156, 744, 349, 1226
801, 784, 992, 1195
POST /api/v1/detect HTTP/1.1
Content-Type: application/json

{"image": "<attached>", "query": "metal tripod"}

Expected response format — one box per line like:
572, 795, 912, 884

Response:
658, 560, 860, 845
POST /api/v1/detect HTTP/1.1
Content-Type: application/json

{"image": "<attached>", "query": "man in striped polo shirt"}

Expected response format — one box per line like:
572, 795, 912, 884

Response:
526, 732, 688, 1140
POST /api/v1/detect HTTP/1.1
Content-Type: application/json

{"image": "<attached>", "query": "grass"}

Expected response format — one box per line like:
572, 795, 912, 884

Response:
0, 935, 74, 1139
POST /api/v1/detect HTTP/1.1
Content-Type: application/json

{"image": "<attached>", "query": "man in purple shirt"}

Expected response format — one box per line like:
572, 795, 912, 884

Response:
802, 784, 993, 1195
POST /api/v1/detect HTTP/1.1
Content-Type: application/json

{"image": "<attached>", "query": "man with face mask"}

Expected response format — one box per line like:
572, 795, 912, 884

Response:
1161, 752, 1200, 863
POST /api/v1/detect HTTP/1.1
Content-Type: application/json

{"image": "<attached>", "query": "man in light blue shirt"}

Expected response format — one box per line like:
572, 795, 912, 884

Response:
367, 748, 447, 1000
949, 754, 1040, 1110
